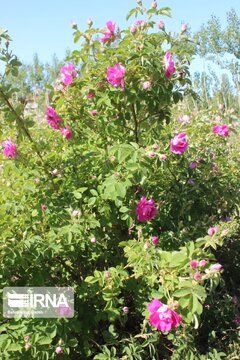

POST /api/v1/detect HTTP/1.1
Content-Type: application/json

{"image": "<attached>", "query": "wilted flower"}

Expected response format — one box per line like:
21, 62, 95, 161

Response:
136, 196, 158, 222
170, 132, 188, 155
212, 125, 229, 137
164, 51, 175, 78
60, 126, 73, 140
107, 63, 126, 90
143, 81, 151, 90
2, 139, 17, 158
148, 299, 182, 332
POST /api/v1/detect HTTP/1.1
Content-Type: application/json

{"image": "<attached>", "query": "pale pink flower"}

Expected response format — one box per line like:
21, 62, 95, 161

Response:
90, 237, 96, 244
190, 260, 198, 269
147, 151, 156, 159
56, 304, 74, 317
164, 51, 175, 78
24, 336, 30, 342
107, 63, 126, 90
148, 299, 182, 332
178, 114, 190, 124
160, 154, 167, 161
199, 259, 207, 267
151, 236, 159, 245
136, 20, 147, 29
72, 210, 80, 218
46, 106, 62, 129
157, 20, 165, 29
2, 139, 17, 158
189, 161, 198, 169
208, 226, 218, 236
41, 204, 47, 212
218, 103, 224, 111
130, 24, 138, 34
210, 263, 223, 272
122, 306, 129, 313
136, 196, 158, 222
212, 124, 229, 137
143, 81, 151, 90
170, 132, 188, 155
55, 346, 63, 354
152, 143, 159, 149
181, 23, 187, 32
60, 126, 73, 140
60, 64, 77, 87
151, 0, 157, 9
194, 272, 201, 282
105, 271, 111, 279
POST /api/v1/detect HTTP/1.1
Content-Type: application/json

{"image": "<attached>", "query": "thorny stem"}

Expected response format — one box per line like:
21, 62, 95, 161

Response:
0, 87, 52, 179
131, 103, 139, 143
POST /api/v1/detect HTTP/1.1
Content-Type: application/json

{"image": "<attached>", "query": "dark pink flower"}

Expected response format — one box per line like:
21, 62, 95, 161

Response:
60, 64, 77, 87
100, 31, 112, 43
100, 21, 116, 43
190, 260, 198, 269
213, 124, 229, 137
164, 51, 175, 78
170, 132, 188, 155
2, 139, 17, 158
87, 91, 96, 99
41, 204, 47, 212
60, 126, 73, 140
136, 196, 158, 222
151, 236, 159, 245
90, 109, 97, 116
107, 63, 126, 90
148, 299, 182, 332
46, 106, 62, 129
106, 21, 116, 33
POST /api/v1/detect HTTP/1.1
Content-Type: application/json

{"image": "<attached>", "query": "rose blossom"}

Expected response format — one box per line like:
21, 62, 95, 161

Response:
151, 236, 159, 245
181, 23, 187, 32
210, 263, 223, 272
55, 346, 63, 354
107, 63, 126, 90
100, 21, 116, 43
194, 272, 201, 282
143, 81, 151, 90
199, 259, 207, 267
60, 64, 77, 87
157, 20, 165, 29
41, 204, 47, 212
178, 115, 190, 124
160, 154, 167, 161
2, 139, 17, 158
105, 271, 111, 279
189, 161, 198, 169
136, 196, 158, 222
208, 226, 218, 236
190, 260, 198, 269
90, 237, 96, 244
170, 132, 188, 155
152, 143, 159, 150
87, 91, 96, 99
148, 299, 182, 332
130, 24, 138, 34
90, 109, 97, 116
212, 125, 229, 137
122, 306, 129, 313
60, 126, 73, 140
164, 51, 175, 78
46, 106, 62, 129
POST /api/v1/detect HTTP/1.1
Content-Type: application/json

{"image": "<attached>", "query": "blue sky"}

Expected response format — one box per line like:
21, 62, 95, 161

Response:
0, 0, 239, 69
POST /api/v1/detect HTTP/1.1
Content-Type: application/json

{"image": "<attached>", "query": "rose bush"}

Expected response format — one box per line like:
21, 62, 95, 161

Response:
0, 1, 240, 359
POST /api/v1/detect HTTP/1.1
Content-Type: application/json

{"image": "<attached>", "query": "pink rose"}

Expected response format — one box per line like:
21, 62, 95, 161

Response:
106, 21, 116, 33
160, 154, 167, 161
170, 132, 188, 155
122, 306, 129, 313
60, 64, 77, 87
164, 51, 175, 78
41, 204, 47, 212
46, 106, 62, 129
55, 346, 63, 354
199, 259, 207, 267
181, 23, 187, 32
136, 196, 158, 222
208, 226, 218, 236
194, 272, 201, 282
212, 124, 229, 137
90, 109, 97, 116
157, 20, 165, 30
148, 299, 182, 332
90, 237, 96, 244
143, 81, 151, 90
130, 24, 138, 34
100, 21, 116, 43
60, 125, 73, 140
190, 260, 198, 269
210, 263, 223, 272
107, 63, 126, 90
2, 139, 17, 158
178, 115, 190, 124
189, 161, 198, 169
151, 236, 159, 245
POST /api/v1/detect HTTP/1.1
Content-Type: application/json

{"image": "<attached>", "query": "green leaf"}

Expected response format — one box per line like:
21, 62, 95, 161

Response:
8, 343, 22, 351
38, 337, 53, 345
173, 288, 192, 297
